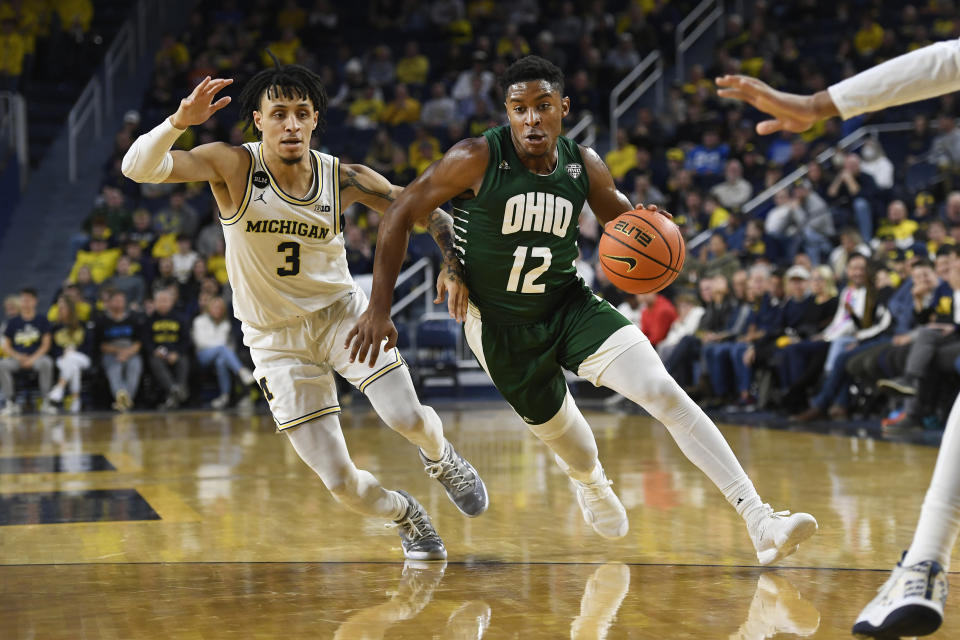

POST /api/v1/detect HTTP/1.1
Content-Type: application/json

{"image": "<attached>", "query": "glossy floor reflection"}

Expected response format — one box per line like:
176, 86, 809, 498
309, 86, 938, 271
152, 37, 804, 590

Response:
1, 403, 958, 638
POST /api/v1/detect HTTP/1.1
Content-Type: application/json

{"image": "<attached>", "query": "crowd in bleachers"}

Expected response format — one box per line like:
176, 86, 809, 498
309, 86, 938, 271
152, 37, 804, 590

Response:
4, 0, 960, 431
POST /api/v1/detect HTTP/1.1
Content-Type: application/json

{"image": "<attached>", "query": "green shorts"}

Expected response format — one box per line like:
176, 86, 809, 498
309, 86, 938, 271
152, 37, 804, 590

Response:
464, 283, 645, 424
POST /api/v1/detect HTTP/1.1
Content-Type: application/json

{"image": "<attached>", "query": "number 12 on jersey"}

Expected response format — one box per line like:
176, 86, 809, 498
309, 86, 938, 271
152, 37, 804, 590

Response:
506, 246, 552, 293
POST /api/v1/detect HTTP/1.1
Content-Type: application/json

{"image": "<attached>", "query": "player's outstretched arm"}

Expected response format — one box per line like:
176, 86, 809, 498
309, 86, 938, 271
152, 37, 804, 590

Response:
339, 163, 467, 322
344, 137, 488, 367
123, 76, 242, 184
718, 38, 960, 134
581, 145, 670, 224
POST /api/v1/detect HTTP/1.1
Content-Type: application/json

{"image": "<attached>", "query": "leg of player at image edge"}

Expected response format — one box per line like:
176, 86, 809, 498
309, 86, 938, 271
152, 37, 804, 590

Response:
285, 413, 447, 560
852, 392, 960, 638
590, 334, 818, 564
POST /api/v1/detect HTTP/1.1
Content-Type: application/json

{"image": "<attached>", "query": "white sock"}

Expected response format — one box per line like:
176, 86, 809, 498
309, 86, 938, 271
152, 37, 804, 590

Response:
286, 414, 407, 520
597, 340, 763, 526
528, 391, 600, 482
902, 392, 960, 570
364, 367, 446, 461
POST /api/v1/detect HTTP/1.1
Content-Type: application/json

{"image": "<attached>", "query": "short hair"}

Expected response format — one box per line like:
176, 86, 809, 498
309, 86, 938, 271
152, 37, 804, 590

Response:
912, 257, 934, 270
937, 244, 960, 257
500, 55, 564, 96
19, 287, 37, 298
238, 56, 329, 140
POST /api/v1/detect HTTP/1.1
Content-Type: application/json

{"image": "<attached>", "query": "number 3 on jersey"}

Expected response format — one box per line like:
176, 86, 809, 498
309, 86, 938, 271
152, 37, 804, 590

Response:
506, 245, 551, 293
277, 241, 300, 276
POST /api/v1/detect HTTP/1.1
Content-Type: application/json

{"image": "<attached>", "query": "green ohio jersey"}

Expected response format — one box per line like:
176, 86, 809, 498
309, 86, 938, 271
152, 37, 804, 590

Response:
453, 126, 590, 324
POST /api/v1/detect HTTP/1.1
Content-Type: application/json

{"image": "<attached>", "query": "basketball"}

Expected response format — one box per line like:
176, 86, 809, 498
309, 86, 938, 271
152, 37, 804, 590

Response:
598, 208, 685, 294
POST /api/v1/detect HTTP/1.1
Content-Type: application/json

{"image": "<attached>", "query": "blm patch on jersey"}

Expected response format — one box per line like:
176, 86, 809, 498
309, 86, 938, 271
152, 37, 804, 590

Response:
565, 163, 582, 179
252, 171, 269, 189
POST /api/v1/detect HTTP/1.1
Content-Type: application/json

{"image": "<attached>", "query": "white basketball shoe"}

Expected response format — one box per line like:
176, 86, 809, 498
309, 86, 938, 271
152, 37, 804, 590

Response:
853, 554, 947, 639
557, 456, 629, 539
749, 504, 818, 565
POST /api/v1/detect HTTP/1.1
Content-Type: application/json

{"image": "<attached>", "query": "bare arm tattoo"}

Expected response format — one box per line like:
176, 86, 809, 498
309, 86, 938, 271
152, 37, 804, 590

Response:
341, 167, 396, 202
426, 208, 465, 281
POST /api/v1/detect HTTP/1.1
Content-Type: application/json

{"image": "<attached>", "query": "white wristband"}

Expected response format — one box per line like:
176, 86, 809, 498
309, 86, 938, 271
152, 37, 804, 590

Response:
121, 117, 186, 183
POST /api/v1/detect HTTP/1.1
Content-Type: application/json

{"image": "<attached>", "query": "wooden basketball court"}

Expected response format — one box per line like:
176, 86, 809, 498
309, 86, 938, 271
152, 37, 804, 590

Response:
1, 402, 957, 638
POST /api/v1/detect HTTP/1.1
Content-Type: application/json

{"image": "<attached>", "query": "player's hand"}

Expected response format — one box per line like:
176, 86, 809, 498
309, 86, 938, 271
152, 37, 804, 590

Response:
715, 75, 817, 135
170, 76, 234, 129
634, 202, 673, 219
435, 263, 468, 323
345, 308, 398, 368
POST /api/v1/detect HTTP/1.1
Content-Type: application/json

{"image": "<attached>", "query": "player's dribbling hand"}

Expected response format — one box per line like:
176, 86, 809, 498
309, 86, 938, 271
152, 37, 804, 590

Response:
634, 202, 673, 219
435, 264, 468, 323
345, 309, 398, 368
715, 75, 817, 135
170, 76, 234, 130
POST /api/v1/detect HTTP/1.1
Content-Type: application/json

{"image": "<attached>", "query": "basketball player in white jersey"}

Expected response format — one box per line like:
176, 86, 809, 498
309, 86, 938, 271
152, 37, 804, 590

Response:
121, 64, 488, 561
718, 38, 960, 638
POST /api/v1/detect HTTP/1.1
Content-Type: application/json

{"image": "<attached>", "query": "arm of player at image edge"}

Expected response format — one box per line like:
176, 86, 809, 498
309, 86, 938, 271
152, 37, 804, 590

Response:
338, 162, 467, 325
716, 38, 960, 135
580, 144, 672, 225
343, 137, 489, 367
121, 76, 239, 184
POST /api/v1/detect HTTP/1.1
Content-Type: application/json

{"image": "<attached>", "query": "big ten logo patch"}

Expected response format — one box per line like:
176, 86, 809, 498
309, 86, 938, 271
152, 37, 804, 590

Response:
612, 220, 655, 247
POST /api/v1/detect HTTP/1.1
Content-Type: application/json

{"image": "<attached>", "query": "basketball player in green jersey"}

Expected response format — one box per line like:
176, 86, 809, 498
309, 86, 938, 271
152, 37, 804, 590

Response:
347, 55, 816, 565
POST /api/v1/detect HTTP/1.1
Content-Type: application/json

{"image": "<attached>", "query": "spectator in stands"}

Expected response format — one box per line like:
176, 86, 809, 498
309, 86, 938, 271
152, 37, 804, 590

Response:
0, 288, 54, 415
657, 292, 706, 363
628, 174, 665, 212
307, 0, 338, 35
606, 32, 640, 74
666, 275, 736, 390
380, 83, 421, 126
396, 41, 428, 87
86, 186, 132, 238
452, 49, 494, 100
69, 233, 121, 285
409, 128, 442, 174
47, 284, 91, 323
263, 27, 301, 66
155, 187, 199, 237
699, 234, 741, 282
704, 264, 777, 406
860, 139, 895, 191
345, 225, 374, 274
421, 82, 457, 129
146, 288, 189, 409
605, 129, 638, 182
827, 153, 878, 243
637, 292, 678, 347
192, 296, 255, 409
46, 295, 91, 413
686, 129, 730, 184
875, 200, 919, 251
710, 159, 752, 213
348, 84, 384, 129
932, 113, 960, 170
793, 253, 892, 421
127, 208, 157, 251
105, 255, 146, 310
829, 228, 872, 280
906, 114, 933, 163
170, 235, 199, 285
96, 289, 142, 412
73, 264, 99, 303
366, 44, 396, 88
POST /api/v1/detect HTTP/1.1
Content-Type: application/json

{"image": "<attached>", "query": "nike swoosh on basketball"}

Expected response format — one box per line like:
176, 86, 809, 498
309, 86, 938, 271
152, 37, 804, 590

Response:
603, 255, 637, 272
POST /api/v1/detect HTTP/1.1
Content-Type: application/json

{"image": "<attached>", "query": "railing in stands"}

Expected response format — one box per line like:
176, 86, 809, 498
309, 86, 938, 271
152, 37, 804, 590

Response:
67, 0, 178, 182
676, 0, 724, 82
566, 113, 596, 148
67, 78, 103, 183
0, 92, 28, 189
391, 257, 436, 318
104, 22, 136, 119
609, 52, 664, 149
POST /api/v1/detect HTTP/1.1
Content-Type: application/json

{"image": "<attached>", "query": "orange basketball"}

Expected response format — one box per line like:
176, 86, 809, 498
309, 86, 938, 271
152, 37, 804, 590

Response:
598, 209, 685, 294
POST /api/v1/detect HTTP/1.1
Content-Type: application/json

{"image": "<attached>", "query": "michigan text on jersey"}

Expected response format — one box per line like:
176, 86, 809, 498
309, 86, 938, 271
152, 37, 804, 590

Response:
245, 219, 330, 239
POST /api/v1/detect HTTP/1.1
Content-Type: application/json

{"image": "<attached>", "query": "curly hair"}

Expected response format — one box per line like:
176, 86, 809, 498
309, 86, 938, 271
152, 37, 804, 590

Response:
499, 55, 564, 95
237, 55, 328, 139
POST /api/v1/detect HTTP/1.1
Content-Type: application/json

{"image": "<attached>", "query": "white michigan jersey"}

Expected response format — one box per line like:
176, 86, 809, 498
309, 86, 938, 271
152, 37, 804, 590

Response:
221, 142, 352, 328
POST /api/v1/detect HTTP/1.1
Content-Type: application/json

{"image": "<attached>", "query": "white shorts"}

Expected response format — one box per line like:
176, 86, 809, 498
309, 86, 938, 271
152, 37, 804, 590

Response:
241, 287, 406, 431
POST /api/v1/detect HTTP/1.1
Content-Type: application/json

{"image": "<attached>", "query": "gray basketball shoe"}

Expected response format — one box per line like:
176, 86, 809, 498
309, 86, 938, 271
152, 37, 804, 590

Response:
420, 441, 489, 517
390, 491, 447, 561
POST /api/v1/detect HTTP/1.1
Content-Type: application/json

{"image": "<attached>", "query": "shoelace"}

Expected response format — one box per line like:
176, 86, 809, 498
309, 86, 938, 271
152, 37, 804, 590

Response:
424, 456, 473, 492
577, 476, 614, 502
387, 508, 436, 543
